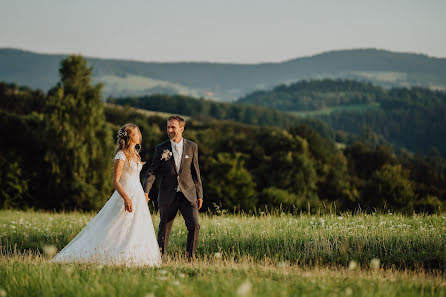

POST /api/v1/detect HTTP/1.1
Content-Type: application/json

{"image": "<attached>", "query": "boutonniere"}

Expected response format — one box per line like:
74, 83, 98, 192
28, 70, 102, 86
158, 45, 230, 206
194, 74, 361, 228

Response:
185, 155, 190, 159
161, 149, 172, 161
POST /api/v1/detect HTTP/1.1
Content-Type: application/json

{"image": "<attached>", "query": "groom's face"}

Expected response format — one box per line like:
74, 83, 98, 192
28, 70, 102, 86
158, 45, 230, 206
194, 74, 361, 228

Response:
167, 120, 184, 141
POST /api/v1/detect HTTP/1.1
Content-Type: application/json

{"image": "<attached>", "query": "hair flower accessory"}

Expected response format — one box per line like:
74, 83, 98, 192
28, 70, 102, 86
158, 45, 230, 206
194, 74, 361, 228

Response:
161, 149, 172, 161
118, 130, 128, 138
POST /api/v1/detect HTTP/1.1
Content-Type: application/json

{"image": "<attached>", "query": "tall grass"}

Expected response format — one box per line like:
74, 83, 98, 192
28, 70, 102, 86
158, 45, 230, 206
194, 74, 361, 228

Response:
1, 210, 445, 270
1, 253, 446, 297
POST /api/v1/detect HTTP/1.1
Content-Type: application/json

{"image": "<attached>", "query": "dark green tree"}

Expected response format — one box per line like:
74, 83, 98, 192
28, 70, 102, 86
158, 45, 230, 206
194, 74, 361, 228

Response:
206, 153, 257, 211
0, 153, 29, 209
43, 55, 114, 210
367, 164, 415, 213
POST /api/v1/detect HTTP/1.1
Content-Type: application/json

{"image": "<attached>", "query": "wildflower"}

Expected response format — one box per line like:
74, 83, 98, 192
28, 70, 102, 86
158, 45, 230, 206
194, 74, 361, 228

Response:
214, 252, 222, 259
370, 258, 380, 269
63, 266, 74, 275
236, 280, 252, 297
0, 288, 6, 297
42, 245, 58, 257
345, 287, 353, 296
348, 260, 357, 270
277, 261, 288, 268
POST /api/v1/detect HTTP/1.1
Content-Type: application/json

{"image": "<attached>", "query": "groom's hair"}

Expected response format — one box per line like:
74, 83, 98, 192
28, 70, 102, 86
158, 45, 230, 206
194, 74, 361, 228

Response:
167, 115, 186, 127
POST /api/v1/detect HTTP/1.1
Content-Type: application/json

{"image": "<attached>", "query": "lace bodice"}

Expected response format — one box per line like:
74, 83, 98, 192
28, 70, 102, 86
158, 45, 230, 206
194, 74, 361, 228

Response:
114, 150, 144, 180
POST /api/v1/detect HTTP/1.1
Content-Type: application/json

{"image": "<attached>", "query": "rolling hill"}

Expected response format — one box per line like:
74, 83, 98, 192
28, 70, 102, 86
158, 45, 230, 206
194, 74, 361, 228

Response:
1, 48, 446, 101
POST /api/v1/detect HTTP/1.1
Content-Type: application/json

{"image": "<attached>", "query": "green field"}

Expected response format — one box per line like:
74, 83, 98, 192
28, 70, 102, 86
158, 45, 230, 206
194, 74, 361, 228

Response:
1, 210, 445, 296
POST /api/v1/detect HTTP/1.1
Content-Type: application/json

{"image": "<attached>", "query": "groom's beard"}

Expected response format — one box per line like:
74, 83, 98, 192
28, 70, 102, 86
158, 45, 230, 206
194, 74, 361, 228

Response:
168, 132, 176, 140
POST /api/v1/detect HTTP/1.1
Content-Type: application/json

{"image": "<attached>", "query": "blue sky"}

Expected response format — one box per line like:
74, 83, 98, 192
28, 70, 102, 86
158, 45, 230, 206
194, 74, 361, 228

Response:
1, 0, 445, 63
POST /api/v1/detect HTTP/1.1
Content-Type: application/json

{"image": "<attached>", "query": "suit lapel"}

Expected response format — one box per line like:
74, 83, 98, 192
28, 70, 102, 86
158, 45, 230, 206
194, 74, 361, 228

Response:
165, 141, 178, 175
179, 139, 188, 174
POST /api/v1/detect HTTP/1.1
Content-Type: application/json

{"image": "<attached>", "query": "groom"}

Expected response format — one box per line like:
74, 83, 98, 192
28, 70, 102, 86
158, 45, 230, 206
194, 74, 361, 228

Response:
143, 115, 203, 260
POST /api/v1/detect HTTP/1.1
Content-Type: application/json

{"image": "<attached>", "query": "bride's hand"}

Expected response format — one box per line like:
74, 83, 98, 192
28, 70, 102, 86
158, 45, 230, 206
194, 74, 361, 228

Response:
144, 193, 150, 204
124, 198, 133, 212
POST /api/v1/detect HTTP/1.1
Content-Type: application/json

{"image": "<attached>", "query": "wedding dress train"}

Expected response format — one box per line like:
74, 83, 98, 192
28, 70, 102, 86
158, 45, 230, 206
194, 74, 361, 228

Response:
52, 150, 162, 266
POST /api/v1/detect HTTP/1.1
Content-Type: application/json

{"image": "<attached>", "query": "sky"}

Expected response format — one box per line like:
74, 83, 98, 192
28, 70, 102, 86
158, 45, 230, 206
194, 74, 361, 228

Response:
1, 0, 445, 64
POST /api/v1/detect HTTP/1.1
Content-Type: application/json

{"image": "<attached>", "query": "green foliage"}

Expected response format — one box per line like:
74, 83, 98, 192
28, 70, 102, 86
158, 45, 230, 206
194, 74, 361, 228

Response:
43, 55, 114, 210
0, 82, 46, 114
2, 60, 446, 213
258, 187, 302, 209
238, 79, 385, 111
0, 154, 28, 209
206, 153, 257, 211
367, 164, 416, 213
319, 87, 446, 154
238, 78, 446, 155
109, 94, 299, 128
0, 110, 46, 209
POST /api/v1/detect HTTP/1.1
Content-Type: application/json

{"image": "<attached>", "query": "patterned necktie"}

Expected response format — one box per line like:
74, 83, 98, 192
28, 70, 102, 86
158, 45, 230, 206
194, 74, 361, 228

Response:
173, 144, 180, 172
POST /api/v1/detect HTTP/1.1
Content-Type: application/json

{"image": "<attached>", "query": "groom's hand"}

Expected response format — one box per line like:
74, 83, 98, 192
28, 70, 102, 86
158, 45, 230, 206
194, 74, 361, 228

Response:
197, 198, 203, 210
144, 193, 150, 204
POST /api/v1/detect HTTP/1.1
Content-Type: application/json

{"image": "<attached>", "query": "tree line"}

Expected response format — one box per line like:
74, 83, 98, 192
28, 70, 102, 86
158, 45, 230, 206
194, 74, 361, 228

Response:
108, 94, 299, 128
320, 87, 446, 154
236, 78, 446, 155
237, 79, 386, 111
1, 56, 445, 213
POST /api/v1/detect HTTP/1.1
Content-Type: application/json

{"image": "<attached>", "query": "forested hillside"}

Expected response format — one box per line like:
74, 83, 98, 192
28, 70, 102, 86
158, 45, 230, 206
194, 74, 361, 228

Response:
1, 56, 446, 213
237, 79, 446, 154
2, 48, 446, 101
238, 79, 385, 110
109, 94, 299, 129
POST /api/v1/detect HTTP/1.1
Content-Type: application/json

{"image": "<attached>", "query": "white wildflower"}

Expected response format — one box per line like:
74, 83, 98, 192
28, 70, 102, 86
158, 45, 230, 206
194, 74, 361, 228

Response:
348, 260, 357, 270
236, 280, 252, 297
42, 245, 57, 257
370, 258, 380, 269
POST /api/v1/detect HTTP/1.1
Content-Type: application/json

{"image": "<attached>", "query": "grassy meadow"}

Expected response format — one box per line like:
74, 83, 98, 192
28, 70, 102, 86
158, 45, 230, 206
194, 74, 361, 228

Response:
0, 210, 445, 296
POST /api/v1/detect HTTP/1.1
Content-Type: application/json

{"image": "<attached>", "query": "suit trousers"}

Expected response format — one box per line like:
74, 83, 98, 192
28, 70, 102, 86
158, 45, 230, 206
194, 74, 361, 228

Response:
157, 191, 200, 259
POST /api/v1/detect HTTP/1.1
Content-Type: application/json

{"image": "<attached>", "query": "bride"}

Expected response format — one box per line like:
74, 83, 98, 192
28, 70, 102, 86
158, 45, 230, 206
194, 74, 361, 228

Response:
52, 123, 162, 266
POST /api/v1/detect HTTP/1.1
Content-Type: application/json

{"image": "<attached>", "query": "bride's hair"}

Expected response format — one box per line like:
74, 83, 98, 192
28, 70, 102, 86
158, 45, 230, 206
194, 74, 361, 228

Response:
115, 123, 142, 163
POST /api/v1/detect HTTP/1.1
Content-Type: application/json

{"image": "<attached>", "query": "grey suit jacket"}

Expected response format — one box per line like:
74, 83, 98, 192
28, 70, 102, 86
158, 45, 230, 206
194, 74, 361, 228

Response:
143, 138, 203, 206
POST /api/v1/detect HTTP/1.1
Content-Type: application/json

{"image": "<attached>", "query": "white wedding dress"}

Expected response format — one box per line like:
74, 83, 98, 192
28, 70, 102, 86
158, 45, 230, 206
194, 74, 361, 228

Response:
52, 150, 162, 266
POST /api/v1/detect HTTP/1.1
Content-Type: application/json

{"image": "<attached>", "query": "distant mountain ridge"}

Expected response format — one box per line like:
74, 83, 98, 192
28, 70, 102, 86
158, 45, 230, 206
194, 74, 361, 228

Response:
1, 47, 446, 101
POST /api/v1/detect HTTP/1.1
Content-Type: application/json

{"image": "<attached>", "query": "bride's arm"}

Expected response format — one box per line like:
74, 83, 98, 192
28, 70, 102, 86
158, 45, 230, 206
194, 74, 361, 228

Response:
113, 159, 133, 212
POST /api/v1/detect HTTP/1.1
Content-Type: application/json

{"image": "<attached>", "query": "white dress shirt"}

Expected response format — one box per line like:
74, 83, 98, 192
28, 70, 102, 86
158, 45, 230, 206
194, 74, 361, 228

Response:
170, 138, 184, 173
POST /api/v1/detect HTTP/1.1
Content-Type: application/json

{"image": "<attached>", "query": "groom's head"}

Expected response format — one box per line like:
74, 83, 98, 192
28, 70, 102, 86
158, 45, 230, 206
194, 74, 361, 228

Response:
167, 115, 185, 142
